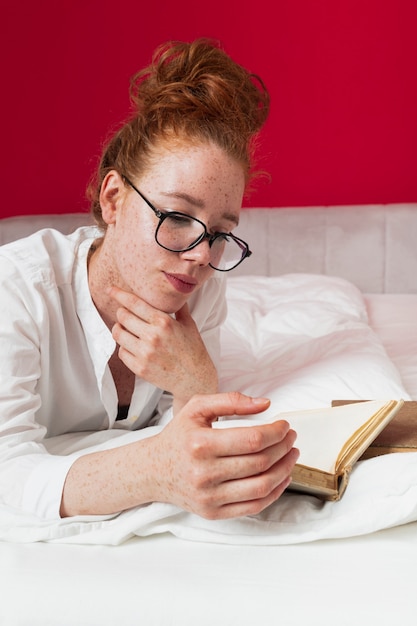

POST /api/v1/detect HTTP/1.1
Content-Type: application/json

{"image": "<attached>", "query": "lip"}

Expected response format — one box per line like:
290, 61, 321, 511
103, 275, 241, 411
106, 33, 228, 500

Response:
164, 272, 198, 294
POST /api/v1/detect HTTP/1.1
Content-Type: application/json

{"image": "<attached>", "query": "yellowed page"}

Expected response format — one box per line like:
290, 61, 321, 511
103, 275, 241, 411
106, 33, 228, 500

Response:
280, 400, 390, 473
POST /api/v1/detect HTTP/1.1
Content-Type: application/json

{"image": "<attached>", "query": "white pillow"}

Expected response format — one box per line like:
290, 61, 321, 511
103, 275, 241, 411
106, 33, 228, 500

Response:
219, 274, 409, 417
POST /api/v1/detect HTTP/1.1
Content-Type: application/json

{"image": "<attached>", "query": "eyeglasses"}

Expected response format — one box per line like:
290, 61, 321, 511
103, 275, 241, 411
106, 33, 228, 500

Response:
123, 177, 252, 272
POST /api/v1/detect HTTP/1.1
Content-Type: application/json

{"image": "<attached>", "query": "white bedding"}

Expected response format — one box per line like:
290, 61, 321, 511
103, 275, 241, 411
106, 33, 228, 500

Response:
365, 293, 417, 398
219, 274, 408, 412
1, 273, 417, 626
2, 524, 415, 626
1, 274, 416, 547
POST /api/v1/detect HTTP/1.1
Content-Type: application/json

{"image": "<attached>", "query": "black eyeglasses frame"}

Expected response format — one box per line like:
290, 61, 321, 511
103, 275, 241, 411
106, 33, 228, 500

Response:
123, 176, 252, 272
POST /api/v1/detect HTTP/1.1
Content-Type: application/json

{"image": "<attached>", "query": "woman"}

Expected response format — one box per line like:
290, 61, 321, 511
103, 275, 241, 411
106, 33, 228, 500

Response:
0, 39, 299, 521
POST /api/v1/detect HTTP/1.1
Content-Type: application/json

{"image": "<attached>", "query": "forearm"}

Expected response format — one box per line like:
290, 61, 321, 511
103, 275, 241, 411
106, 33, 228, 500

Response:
60, 438, 158, 517
60, 393, 299, 521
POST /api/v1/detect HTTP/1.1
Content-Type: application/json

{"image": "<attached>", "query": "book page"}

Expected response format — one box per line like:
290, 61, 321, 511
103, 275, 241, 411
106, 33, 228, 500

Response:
279, 401, 388, 473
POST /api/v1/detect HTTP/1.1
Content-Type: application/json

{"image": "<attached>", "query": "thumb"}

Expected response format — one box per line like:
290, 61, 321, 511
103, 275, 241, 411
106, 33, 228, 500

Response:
181, 392, 271, 428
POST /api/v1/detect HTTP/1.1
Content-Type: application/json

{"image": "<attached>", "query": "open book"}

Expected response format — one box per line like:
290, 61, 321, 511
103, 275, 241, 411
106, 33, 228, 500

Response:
286, 399, 404, 500
215, 399, 403, 501
332, 400, 417, 459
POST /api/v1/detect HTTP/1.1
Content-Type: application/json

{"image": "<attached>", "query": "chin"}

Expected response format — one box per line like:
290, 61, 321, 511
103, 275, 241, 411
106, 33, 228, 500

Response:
146, 293, 188, 315
135, 280, 193, 314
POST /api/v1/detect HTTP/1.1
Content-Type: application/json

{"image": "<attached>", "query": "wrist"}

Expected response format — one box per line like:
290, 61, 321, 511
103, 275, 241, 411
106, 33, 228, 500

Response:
172, 380, 218, 416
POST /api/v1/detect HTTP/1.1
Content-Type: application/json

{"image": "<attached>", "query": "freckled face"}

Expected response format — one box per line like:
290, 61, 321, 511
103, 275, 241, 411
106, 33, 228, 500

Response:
109, 141, 245, 313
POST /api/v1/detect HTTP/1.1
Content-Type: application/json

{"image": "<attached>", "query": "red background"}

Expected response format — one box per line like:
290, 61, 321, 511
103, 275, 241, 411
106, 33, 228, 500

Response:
2, 0, 416, 218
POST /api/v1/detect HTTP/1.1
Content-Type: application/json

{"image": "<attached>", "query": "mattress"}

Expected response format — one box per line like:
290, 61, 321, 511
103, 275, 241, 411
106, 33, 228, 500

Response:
1, 287, 416, 626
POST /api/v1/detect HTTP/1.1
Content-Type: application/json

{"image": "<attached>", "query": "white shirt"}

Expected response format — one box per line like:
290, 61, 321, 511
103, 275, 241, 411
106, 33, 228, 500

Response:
0, 226, 226, 520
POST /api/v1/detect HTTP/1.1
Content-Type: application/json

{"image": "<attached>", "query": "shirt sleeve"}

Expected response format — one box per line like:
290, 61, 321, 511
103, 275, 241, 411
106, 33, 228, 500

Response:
0, 256, 78, 519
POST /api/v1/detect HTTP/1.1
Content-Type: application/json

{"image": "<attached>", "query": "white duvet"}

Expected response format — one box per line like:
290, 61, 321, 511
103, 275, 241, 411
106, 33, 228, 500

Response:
1, 274, 416, 545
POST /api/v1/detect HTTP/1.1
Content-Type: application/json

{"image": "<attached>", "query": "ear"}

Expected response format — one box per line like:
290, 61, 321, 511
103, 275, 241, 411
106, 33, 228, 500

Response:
99, 171, 126, 225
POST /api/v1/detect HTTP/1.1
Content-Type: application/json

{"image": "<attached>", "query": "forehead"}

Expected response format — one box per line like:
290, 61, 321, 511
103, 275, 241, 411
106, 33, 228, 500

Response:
138, 139, 246, 212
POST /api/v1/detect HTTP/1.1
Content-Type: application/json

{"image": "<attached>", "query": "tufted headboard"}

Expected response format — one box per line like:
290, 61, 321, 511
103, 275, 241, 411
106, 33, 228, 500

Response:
1, 203, 416, 293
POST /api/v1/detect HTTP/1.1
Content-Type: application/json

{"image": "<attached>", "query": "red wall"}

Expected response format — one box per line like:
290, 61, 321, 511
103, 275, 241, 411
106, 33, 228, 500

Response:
2, 0, 416, 218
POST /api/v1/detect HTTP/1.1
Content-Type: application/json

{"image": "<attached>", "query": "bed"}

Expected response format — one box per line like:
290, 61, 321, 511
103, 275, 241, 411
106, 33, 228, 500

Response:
1, 204, 417, 625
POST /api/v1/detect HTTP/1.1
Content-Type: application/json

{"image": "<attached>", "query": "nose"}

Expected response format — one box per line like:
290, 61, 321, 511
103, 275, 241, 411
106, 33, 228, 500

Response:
179, 238, 212, 266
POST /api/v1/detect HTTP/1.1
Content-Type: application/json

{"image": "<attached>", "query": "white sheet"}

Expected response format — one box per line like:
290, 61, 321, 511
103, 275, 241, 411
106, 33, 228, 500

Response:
1, 274, 416, 546
2, 524, 416, 626
365, 293, 417, 398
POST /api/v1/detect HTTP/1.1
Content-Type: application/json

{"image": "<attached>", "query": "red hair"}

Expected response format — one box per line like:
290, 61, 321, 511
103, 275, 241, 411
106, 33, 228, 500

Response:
88, 38, 270, 228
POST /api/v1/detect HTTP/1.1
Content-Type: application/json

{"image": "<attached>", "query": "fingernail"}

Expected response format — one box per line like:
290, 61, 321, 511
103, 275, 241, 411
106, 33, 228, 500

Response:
251, 397, 270, 405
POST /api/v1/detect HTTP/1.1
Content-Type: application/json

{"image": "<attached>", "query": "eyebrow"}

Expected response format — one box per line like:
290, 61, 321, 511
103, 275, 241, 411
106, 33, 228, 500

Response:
160, 191, 240, 227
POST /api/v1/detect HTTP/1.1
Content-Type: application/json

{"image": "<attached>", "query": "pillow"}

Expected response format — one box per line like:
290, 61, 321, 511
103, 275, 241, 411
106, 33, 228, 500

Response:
219, 274, 409, 418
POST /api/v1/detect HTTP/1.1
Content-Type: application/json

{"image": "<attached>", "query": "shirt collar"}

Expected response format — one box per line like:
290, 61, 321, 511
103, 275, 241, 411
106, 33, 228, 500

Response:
72, 231, 116, 382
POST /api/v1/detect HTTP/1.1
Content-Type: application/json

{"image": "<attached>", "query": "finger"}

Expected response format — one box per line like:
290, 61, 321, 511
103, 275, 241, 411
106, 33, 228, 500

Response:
180, 394, 278, 458
111, 323, 150, 377
113, 304, 170, 346
112, 321, 141, 353
208, 419, 293, 459
183, 392, 271, 429
209, 429, 298, 481
203, 447, 300, 519
205, 475, 294, 520
225, 446, 299, 504
114, 305, 147, 338
108, 285, 156, 322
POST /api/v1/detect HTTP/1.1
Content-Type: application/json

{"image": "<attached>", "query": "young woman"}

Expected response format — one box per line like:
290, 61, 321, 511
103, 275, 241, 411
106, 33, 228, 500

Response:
0, 39, 299, 521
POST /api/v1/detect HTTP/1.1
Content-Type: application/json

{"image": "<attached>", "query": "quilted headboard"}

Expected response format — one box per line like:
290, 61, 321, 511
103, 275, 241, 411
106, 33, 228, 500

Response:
232, 204, 417, 294
1, 204, 416, 293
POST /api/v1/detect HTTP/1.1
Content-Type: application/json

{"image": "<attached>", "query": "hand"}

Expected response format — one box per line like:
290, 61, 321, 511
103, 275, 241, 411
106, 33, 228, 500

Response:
109, 286, 218, 409
149, 392, 299, 519
60, 392, 299, 519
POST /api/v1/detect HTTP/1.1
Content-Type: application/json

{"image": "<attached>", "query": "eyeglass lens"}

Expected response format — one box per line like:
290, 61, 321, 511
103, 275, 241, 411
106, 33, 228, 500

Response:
156, 214, 246, 271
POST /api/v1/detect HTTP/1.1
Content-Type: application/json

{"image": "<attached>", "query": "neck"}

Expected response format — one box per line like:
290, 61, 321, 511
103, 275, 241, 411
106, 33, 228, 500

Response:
87, 240, 120, 331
